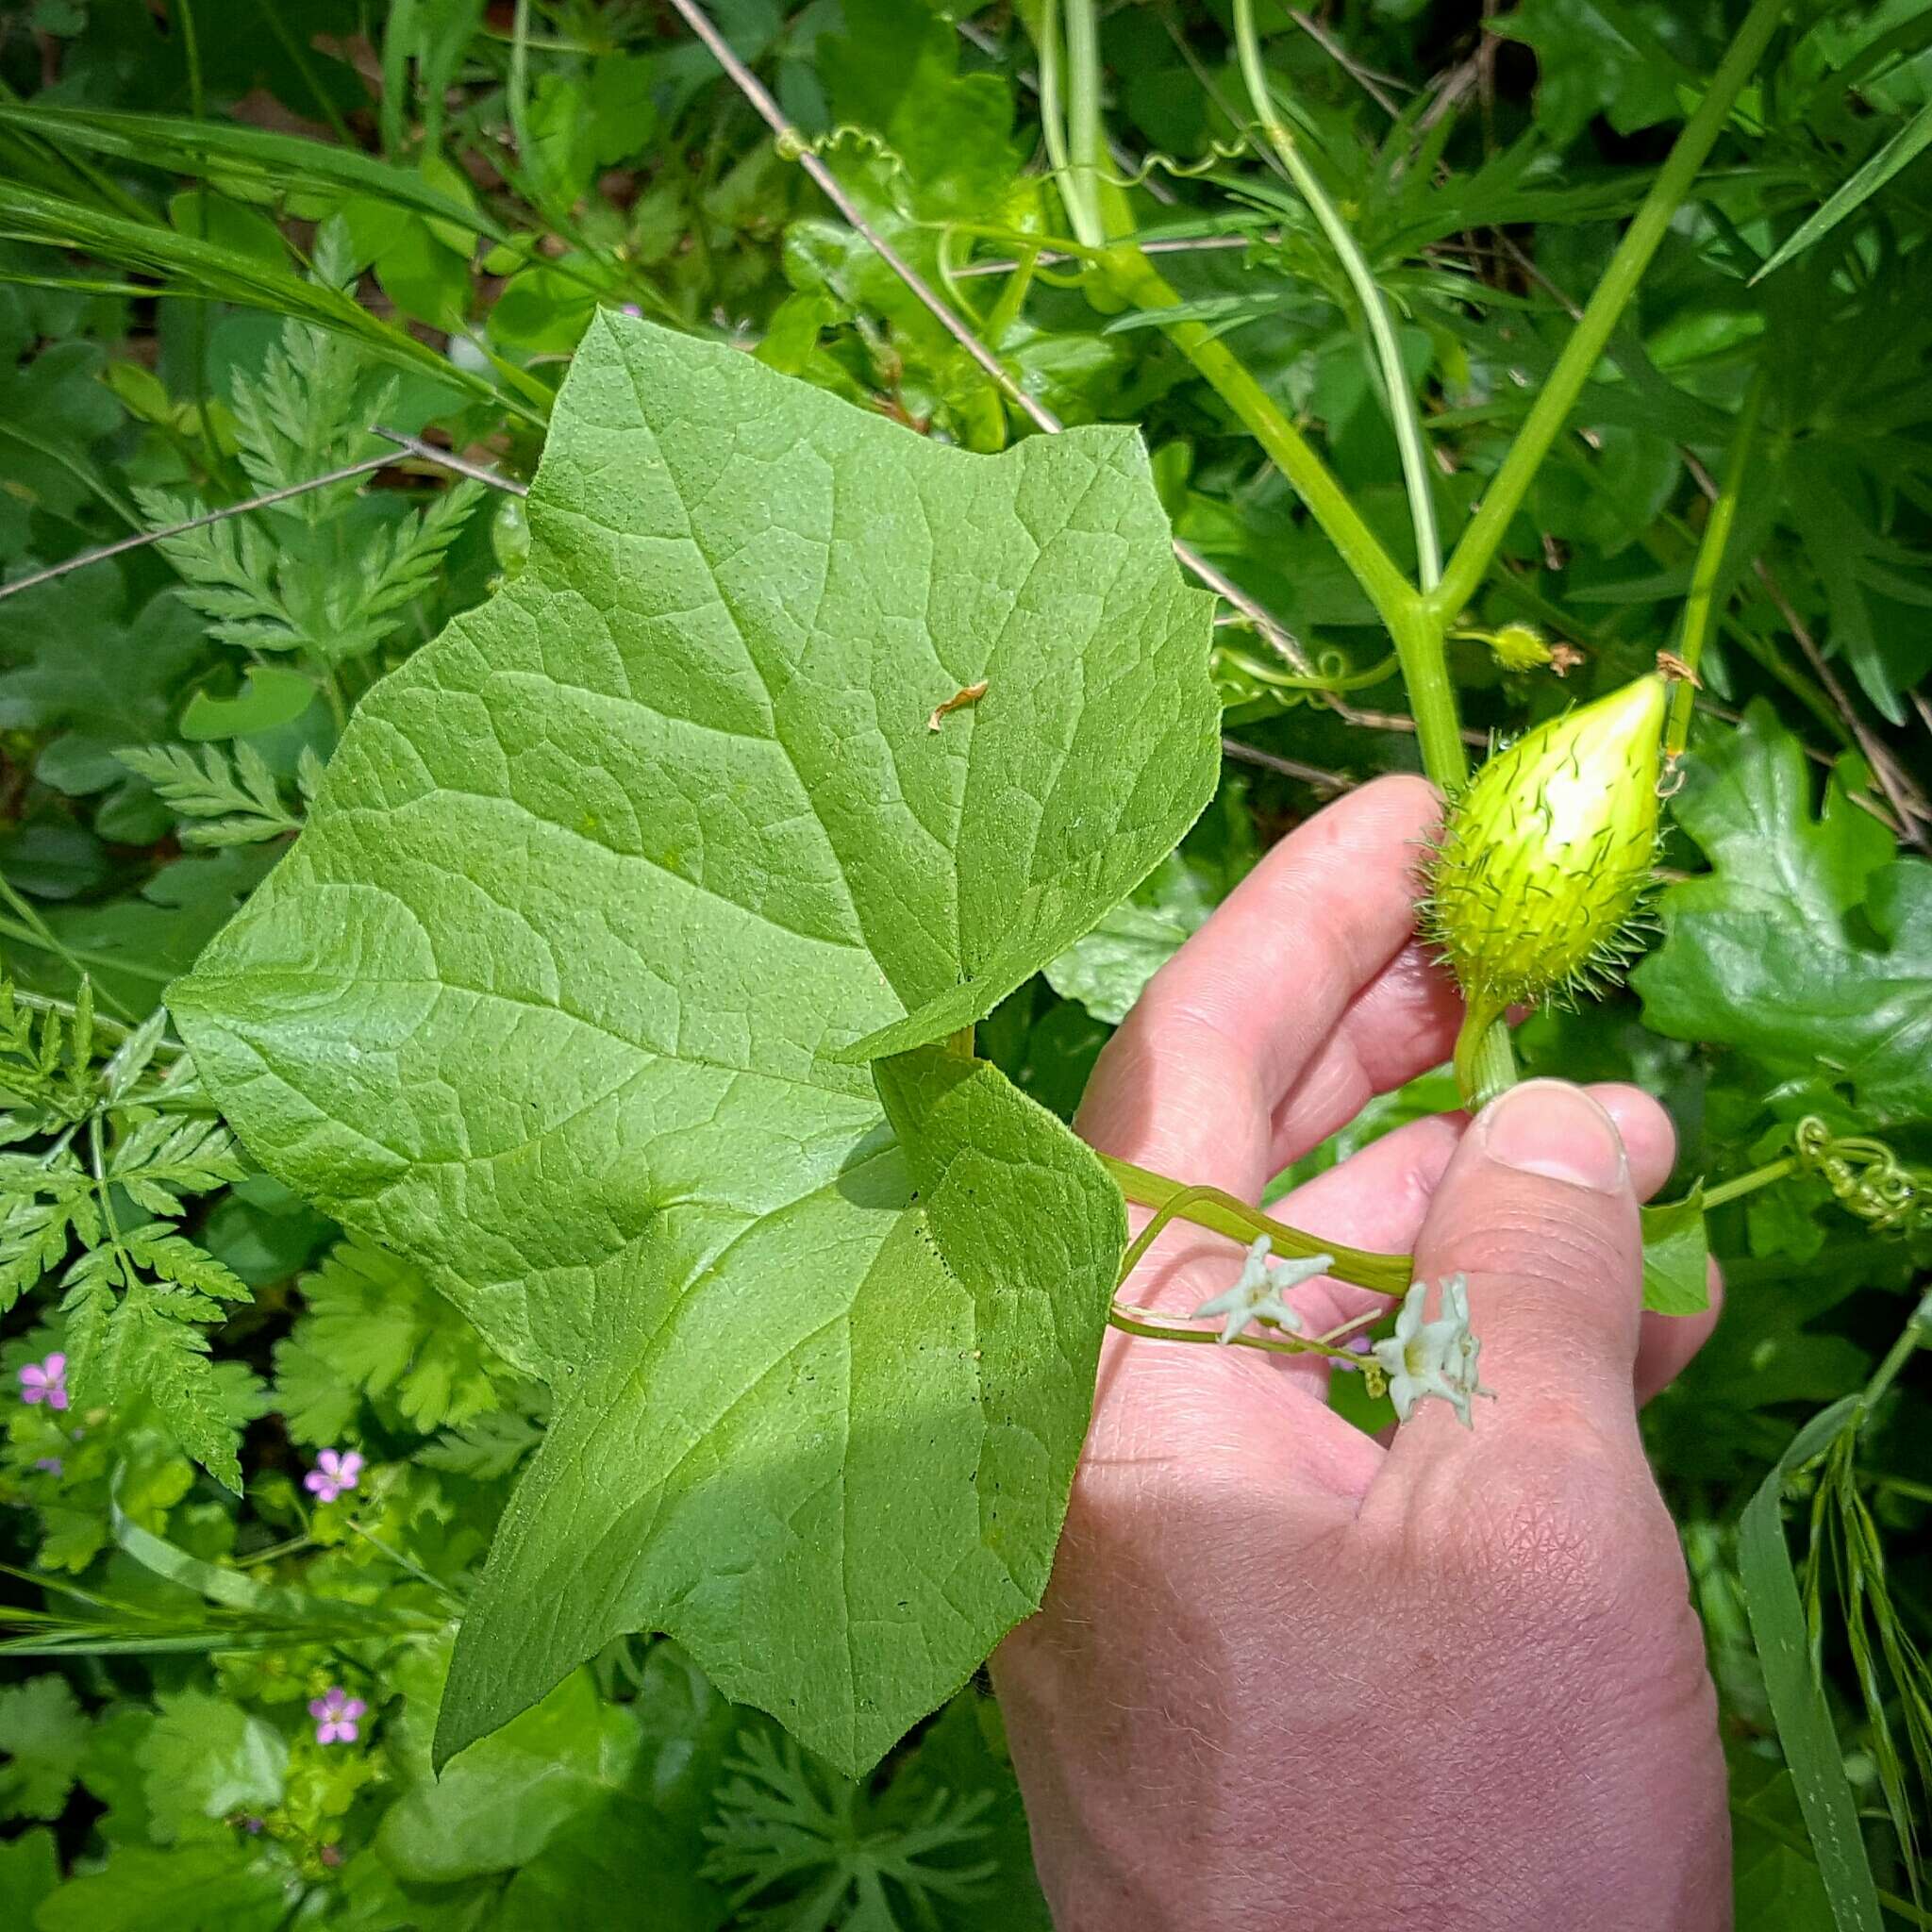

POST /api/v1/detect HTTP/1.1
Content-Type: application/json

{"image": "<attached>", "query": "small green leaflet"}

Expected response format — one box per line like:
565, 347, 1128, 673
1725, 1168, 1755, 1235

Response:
1635, 701, 1932, 1125
1639, 1191, 1708, 1317
173, 314, 1218, 1775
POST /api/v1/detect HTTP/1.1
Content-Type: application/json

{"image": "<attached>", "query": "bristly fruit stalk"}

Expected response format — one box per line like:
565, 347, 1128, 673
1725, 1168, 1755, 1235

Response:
1425, 674, 1669, 1106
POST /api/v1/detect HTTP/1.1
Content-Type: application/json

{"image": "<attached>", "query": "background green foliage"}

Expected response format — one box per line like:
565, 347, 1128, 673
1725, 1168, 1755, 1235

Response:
0, 0, 1927, 1924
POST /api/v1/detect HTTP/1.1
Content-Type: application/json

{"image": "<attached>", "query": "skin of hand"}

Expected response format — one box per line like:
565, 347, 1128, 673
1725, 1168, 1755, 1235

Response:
992, 775, 1730, 1932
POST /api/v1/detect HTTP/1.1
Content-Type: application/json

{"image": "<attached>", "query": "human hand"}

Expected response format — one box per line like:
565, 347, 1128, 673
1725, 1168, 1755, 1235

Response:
992, 775, 1729, 1931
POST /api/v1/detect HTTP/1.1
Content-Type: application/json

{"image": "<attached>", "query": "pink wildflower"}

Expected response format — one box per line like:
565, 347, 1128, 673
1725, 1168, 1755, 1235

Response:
303, 1447, 363, 1503
308, 1687, 366, 1745
18, 1353, 67, 1409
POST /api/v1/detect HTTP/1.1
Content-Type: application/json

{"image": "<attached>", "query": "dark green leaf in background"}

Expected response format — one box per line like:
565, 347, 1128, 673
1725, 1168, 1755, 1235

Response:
1636, 703, 1932, 1126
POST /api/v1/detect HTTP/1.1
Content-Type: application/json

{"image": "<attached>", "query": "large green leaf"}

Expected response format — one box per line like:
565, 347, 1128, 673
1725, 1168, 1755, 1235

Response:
172, 313, 1215, 1774
1634, 702, 1932, 1124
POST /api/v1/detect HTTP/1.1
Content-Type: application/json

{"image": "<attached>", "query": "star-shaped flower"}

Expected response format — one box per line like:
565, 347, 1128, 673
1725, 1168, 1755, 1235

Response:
1372, 1274, 1492, 1427
1191, 1236, 1334, 1345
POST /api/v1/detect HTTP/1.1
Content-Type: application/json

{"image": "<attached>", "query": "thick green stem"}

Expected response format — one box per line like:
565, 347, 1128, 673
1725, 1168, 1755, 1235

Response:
1100, 247, 1418, 633
1388, 600, 1469, 790
1668, 366, 1768, 757
1231, 0, 1440, 590
1453, 998, 1518, 1111
1429, 0, 1787, 624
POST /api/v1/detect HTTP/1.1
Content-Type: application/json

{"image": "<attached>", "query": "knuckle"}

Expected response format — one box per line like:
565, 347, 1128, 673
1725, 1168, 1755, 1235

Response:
1457, 1446, 1684, 1643
1470, 1196, 1629, 1281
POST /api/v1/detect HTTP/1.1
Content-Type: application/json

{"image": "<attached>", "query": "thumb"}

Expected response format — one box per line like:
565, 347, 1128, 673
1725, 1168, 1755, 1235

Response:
1385, 1078, 1650, 1464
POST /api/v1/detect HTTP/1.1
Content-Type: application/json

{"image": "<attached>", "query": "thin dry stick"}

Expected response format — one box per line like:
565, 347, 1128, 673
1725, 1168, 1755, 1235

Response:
372, 426, 529, 497
1220, 735, 1354, 793
0, 436, 529, 607
0, 453, 391, 604
1674, 448, 1931, 841
666, 0, 1319, 676
1749, 556, 1932, 850
1290, 8, 1407, 115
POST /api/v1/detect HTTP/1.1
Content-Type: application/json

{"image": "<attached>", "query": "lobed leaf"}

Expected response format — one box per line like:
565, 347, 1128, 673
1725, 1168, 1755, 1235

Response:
172, 313, 1218, 1774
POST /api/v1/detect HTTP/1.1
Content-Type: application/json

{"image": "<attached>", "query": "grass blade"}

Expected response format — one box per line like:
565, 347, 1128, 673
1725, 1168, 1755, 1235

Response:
0, 103, 510, 242
1752, 99, 1932, 283
0, 183, 546, 423
1739, 1395, 1887, 1932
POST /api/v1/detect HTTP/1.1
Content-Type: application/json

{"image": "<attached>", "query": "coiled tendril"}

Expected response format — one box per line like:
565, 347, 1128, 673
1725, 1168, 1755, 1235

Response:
1793, 1116, 1932, 1235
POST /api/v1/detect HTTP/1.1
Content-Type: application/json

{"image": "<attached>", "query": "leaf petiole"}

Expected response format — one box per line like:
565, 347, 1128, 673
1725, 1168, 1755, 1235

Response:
1097, 1151, 1413, 1297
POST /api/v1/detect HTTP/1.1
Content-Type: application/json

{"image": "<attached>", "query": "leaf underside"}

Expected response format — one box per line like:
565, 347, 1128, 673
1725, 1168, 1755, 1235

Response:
171, 313, 1217, 1774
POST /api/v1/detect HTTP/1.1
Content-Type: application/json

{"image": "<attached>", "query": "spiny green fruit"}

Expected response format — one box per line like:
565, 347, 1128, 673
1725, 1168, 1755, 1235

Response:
1426, 674, 1667, 1093
1485, 622, 1554, 674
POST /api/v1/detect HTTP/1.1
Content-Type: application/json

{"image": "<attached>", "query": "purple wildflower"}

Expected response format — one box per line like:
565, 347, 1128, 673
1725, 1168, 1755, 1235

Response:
620, 301, 643, 318
33, 1457, 63, 1475
309, 1687, 366, 1745
240, 1816, 264, 1834
18, 1353, 68, 1410
303, 1447, 363, 1503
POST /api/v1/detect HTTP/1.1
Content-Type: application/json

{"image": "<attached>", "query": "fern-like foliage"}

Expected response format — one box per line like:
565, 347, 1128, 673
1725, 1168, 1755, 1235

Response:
272, 1231, 517, 1444
116, 742, 319, 848
0, 979, 259, 1490
133, 267, 482, 667
704, 1728, 996, 1931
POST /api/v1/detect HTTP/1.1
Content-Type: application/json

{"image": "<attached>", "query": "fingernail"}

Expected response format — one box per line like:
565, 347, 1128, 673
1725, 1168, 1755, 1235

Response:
1478, 1079, 1626, 1192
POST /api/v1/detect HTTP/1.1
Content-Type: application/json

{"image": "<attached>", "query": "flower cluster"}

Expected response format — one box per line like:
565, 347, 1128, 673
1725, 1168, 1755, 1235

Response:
1191, 1236, 1335, 1346
1372, 1275, 1492, 1427
304, 1447, 362, 1503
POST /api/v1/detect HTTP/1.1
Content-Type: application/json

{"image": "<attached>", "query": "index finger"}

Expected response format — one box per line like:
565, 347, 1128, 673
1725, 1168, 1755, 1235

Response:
1077, 774, 1446, 1200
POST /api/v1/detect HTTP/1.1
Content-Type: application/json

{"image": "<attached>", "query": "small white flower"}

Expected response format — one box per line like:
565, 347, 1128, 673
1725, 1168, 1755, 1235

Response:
1372, 1273, 1493, 1427
1191, 1235, 1333, 1345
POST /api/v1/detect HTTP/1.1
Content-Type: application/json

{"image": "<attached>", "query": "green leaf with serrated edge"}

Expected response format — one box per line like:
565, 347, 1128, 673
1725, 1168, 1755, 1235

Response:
0, 1674, 88, 1820
1641, 1191, 1709, 1316
170, 313, 1206, 1774
138, 1689, 287, 1844
1634, 702, 1932, 1126
377, 1662, 641, 1884
1738, 1398, 1887, 1932
35, 1842, 286, 1932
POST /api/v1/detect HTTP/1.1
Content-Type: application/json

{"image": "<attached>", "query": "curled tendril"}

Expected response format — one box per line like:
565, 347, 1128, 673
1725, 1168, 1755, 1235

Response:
1213, 641, 1398, 700
1096, 137, 1254, 190
1793, 1116, 1932, 1234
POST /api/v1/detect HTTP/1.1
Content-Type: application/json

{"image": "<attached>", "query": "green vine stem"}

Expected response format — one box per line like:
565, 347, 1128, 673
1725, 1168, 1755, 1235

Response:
1230, 0, 1441, 591
1425, 0, 1788, 626
1699, 1156, 1797, 1211
1857, 1288, 1932, 1427
1098, 1152, 1413, 1297
1107, 1302, 1374, 1370
1667, 365, 1769, 758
